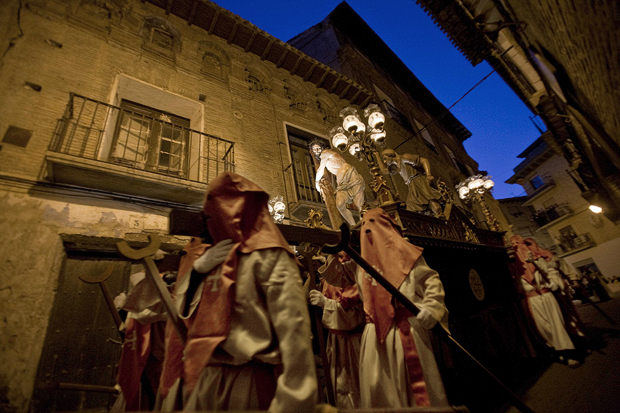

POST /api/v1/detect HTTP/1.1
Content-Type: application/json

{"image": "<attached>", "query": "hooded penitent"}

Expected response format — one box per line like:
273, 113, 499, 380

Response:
523, 238, 553, 262
159, 172, 294, 398
359, 208, 423, 342
510, 235, 537, 284
360, 208, 437, 407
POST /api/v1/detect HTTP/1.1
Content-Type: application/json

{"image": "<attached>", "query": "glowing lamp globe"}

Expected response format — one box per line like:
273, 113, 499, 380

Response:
349, 143, 361, 156
370, 130, 386, 143
332, 134, 348, 150
274, 201, 285, 213
343, 116, 365, 134
364, 104, 385, 130
458, 186, 470, 199
483, 179, 495, 190
340, 107, 365, 134
468, 177, 485, 190
589, 205, 603, 214
329, 126, 349, 151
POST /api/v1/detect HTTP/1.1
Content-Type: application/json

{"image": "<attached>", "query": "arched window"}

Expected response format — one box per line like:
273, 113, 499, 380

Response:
245, 70, 267, 93
285, 86, 306, 112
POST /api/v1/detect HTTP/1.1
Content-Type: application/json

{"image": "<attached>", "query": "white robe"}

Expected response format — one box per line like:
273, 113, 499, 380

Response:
159, 248, 317, 412
320, 256, 449, 408
320, 289, 365, 409
521, 258, 575, 351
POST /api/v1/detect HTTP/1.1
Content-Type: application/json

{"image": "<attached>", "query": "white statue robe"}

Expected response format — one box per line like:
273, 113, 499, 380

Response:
521, 257, 575, 351
152, 249, 317, 412
320, 256, 449, 409
320, 286, 365, 409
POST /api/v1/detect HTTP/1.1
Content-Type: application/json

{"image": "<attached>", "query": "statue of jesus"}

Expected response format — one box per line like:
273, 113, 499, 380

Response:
310, 139, 365, 226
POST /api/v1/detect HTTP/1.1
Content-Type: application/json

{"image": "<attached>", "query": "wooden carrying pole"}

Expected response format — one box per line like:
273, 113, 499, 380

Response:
116, 235, 188, 343
298, 243, 336, 406
78, 265, 123, 330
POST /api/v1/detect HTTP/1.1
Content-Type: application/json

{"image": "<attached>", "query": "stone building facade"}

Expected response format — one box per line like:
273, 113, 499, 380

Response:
0, 1, 505, 411
497, 196, 545, 242
413, 0, 620, 224
288, 2, 510, 232
505, 136, 620, 282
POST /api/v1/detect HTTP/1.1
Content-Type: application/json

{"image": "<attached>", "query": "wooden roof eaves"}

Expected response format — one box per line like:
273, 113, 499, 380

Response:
414, 0, 489, 65
144, 0, 372, 107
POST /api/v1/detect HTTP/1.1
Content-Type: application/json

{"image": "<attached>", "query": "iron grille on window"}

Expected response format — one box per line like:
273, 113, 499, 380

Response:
381, 100, 413, 131
287, 133, 323, 204
49, 93, 235, 183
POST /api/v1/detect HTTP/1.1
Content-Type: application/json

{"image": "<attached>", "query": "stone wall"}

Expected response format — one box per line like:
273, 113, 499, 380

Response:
0, 1, 350, 410
508, 0, 620, 150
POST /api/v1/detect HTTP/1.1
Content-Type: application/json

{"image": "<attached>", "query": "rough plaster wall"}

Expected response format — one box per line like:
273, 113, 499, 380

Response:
0, 193, 64, 413
0, 190, 169, 412
524, 154, 620, 246
510, 0, 620, 149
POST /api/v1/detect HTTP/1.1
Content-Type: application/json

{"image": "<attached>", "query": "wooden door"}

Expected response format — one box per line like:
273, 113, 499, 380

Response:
30, 257, 130, 412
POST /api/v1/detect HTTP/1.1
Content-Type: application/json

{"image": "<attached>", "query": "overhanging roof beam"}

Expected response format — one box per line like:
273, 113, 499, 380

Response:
207, 11, 219, 35
260, 40, 274, 60
227, 22, 239, 44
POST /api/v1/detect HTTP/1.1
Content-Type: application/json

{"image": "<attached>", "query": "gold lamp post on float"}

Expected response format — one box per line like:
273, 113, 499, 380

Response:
456, 175, 501, 231
329, 104, 403, 227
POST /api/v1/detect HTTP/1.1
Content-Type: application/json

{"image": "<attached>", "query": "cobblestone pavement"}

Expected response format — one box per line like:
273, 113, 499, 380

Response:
499, 298, 620, 413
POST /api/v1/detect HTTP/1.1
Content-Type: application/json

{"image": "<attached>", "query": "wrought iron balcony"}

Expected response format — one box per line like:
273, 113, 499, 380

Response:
381, 100, 413, 131
282, 155, 328, 223
49, 93, 234, 182
46, 93, 235, 205
530, 202, 572, 227
557, 232, 596, 254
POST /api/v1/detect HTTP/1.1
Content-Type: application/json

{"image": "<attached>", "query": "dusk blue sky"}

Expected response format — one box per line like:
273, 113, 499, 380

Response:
214, 0, 543, 199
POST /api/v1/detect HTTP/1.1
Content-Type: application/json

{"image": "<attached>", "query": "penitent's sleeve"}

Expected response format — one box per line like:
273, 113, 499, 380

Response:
412, 256, 448, 325
538, 258, 564, 290
322, 296, 364, 331
257, 249, 318, 413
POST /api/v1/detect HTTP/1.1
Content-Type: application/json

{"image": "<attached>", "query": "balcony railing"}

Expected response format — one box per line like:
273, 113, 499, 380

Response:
557, 232, 596, 254
49, 93, 234, 184
381, 100, 413, 131
530, 202, 572, 227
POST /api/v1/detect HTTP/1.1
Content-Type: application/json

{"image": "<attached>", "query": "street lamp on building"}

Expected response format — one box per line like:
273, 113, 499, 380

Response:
589, 205, 603, 214
329, 104, 402, 224
456, 175, 501, 231
268, 196, 286, 224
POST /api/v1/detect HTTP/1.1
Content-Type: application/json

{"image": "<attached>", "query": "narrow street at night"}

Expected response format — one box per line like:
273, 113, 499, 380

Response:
496, 298, 620, 413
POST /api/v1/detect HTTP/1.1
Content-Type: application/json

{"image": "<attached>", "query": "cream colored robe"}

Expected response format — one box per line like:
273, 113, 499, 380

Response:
320, 288, 365, 409
320, 256, 449, 409
156, 249, 317, 412
521, 257, 575, 351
